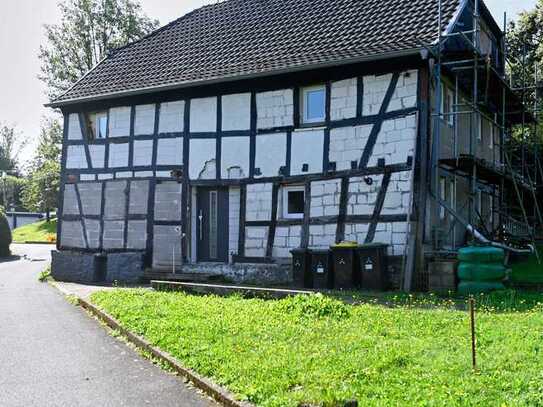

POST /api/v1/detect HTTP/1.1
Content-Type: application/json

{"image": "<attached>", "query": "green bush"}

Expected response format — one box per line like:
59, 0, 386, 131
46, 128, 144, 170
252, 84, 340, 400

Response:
0, 212, 12, 257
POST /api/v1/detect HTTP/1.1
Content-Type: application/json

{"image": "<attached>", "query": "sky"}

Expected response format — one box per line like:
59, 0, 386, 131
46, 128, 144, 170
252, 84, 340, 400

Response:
0, 0, 537, 162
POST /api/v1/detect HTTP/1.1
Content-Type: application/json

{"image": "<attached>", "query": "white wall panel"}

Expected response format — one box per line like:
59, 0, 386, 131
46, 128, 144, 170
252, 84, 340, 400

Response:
134, 104, 155, 135
255, 133, 286, 178
67, 113, 82, 140
157, 137, 183, 166
66, 145, 87, 169
222, 93, 251, 131
190, 97, 217, 132
256, 89, 293, 129
133, 139, 153, 166
89, 145, 105, 168
108, 143, 129, 168
189, 138, 216, 179
108, 106, 131, 137
221, 136, 249, 179
290, 129, 323, 175
159, 101, 184, 133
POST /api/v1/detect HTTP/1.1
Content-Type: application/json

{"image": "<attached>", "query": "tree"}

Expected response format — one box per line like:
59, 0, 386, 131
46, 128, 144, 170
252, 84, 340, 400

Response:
507, 2, 543, 93
507, 1, 543, 142
0, 176, 27, 211
39, 0, 159, 100
21, 119, 63, 221
507, 3, 543, 225
0, 123, 27, 174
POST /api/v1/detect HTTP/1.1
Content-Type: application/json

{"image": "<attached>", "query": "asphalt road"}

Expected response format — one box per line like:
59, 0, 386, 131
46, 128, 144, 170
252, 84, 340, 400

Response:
0, 244, 216, 407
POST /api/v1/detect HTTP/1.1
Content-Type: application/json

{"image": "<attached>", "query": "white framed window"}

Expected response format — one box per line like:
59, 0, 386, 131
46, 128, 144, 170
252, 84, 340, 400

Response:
449, 179, 456, 221
440, 83, 446, 117
439, 177, 446, 220
88, 111, 108, 139
476, 189, 483, 214
490, 124, 495, 150
490, 114, 498, 150
301, 85, 326, 124
447, 89, 455, 126
440, 84, 454, 126
281, 186, 305, 219
477, 115, 483, 142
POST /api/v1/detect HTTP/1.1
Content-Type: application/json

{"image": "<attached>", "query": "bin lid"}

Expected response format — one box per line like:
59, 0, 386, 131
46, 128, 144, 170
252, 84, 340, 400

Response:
308, 248, 331, 254
331, 241, 358, 248
356, 242, 389, 249
290, 248, 308, 254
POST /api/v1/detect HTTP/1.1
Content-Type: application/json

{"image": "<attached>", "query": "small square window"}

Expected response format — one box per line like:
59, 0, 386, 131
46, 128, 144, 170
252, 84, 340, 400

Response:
87, 111, 108, 139
282, 186, 305, 219
301, 85, 326, 124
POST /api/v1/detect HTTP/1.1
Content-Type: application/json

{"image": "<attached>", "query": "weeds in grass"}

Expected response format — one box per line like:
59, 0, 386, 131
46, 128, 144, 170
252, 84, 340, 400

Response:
277, 293, 350, 320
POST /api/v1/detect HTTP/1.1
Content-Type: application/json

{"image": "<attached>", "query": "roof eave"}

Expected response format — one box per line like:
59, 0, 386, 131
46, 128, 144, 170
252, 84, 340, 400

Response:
46, 48, 424, 109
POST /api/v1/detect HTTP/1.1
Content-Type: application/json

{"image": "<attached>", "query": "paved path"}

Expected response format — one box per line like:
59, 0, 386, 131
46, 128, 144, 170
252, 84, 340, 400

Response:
0, 244, 216, 407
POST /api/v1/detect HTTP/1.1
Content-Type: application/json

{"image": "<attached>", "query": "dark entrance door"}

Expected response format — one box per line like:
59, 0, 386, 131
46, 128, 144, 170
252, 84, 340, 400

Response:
196, 187, 229, 263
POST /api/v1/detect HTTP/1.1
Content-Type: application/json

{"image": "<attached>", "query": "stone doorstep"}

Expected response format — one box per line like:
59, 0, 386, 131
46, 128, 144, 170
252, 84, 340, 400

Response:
151, 280, 315, 300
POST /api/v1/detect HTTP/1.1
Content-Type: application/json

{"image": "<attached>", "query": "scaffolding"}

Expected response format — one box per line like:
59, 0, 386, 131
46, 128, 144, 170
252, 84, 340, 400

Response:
426, 0, 542, 265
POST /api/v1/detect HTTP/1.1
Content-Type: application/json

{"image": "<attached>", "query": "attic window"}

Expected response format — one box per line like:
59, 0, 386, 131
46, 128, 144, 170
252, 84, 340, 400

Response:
301, 85, 326, 124
87, 111, 108, 139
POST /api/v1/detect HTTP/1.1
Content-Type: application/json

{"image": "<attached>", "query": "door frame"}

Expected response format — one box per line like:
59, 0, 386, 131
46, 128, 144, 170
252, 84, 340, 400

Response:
194, 186, 229, 263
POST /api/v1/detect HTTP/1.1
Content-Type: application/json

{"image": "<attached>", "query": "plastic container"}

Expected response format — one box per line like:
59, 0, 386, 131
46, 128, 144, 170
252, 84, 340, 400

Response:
457, 262, 506, 282
458, 281, 506, 295
309, 249, 334, 289
458, 246, 505, 264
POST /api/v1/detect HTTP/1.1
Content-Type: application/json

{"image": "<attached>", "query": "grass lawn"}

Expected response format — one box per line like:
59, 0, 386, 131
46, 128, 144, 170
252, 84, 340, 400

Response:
91, 289, 543, 406
12, 219, 57, 243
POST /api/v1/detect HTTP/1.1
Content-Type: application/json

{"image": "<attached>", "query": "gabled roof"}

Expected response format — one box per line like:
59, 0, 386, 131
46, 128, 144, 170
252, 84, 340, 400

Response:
50, 0, 462, 107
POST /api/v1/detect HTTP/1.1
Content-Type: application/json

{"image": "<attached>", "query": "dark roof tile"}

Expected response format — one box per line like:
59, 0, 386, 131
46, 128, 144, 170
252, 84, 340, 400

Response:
53, 0, 462, 105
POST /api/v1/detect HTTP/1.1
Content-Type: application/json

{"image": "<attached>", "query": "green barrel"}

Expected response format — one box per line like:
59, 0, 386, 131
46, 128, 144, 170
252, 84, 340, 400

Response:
458, 246, 505, 264
457, 262, 506, 282
458, 281, 506, 296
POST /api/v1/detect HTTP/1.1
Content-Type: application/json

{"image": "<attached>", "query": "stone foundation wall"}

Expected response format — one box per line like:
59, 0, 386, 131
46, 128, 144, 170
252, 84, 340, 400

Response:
51, 251, 106, 284
106, 252, 145, 283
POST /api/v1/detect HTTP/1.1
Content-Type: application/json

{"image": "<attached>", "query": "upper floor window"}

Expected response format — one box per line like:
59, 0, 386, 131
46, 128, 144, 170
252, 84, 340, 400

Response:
440, 83, 454, 126
439, 176, 447, 220
88, 111, 108, 139
490, 114, 498, 150
301, 85, 326, 124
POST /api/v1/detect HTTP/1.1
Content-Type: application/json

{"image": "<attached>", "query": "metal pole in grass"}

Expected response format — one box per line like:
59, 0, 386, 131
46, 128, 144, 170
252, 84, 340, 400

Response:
469, 296, 477, 369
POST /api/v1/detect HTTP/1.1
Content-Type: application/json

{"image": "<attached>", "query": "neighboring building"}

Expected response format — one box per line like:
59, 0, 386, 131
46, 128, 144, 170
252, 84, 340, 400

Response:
5, 212, 45, 230
48, 0, 533, 288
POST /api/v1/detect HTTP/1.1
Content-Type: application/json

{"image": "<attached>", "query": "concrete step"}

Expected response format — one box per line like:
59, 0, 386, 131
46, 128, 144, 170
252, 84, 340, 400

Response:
143, 270, 215, 283
151, 280, 314, 299
145, 261, 291, 286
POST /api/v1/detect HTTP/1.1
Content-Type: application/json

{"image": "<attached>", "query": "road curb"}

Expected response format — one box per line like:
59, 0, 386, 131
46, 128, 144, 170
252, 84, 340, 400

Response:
12, 241, 56, 245
77, 296, 254, 407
